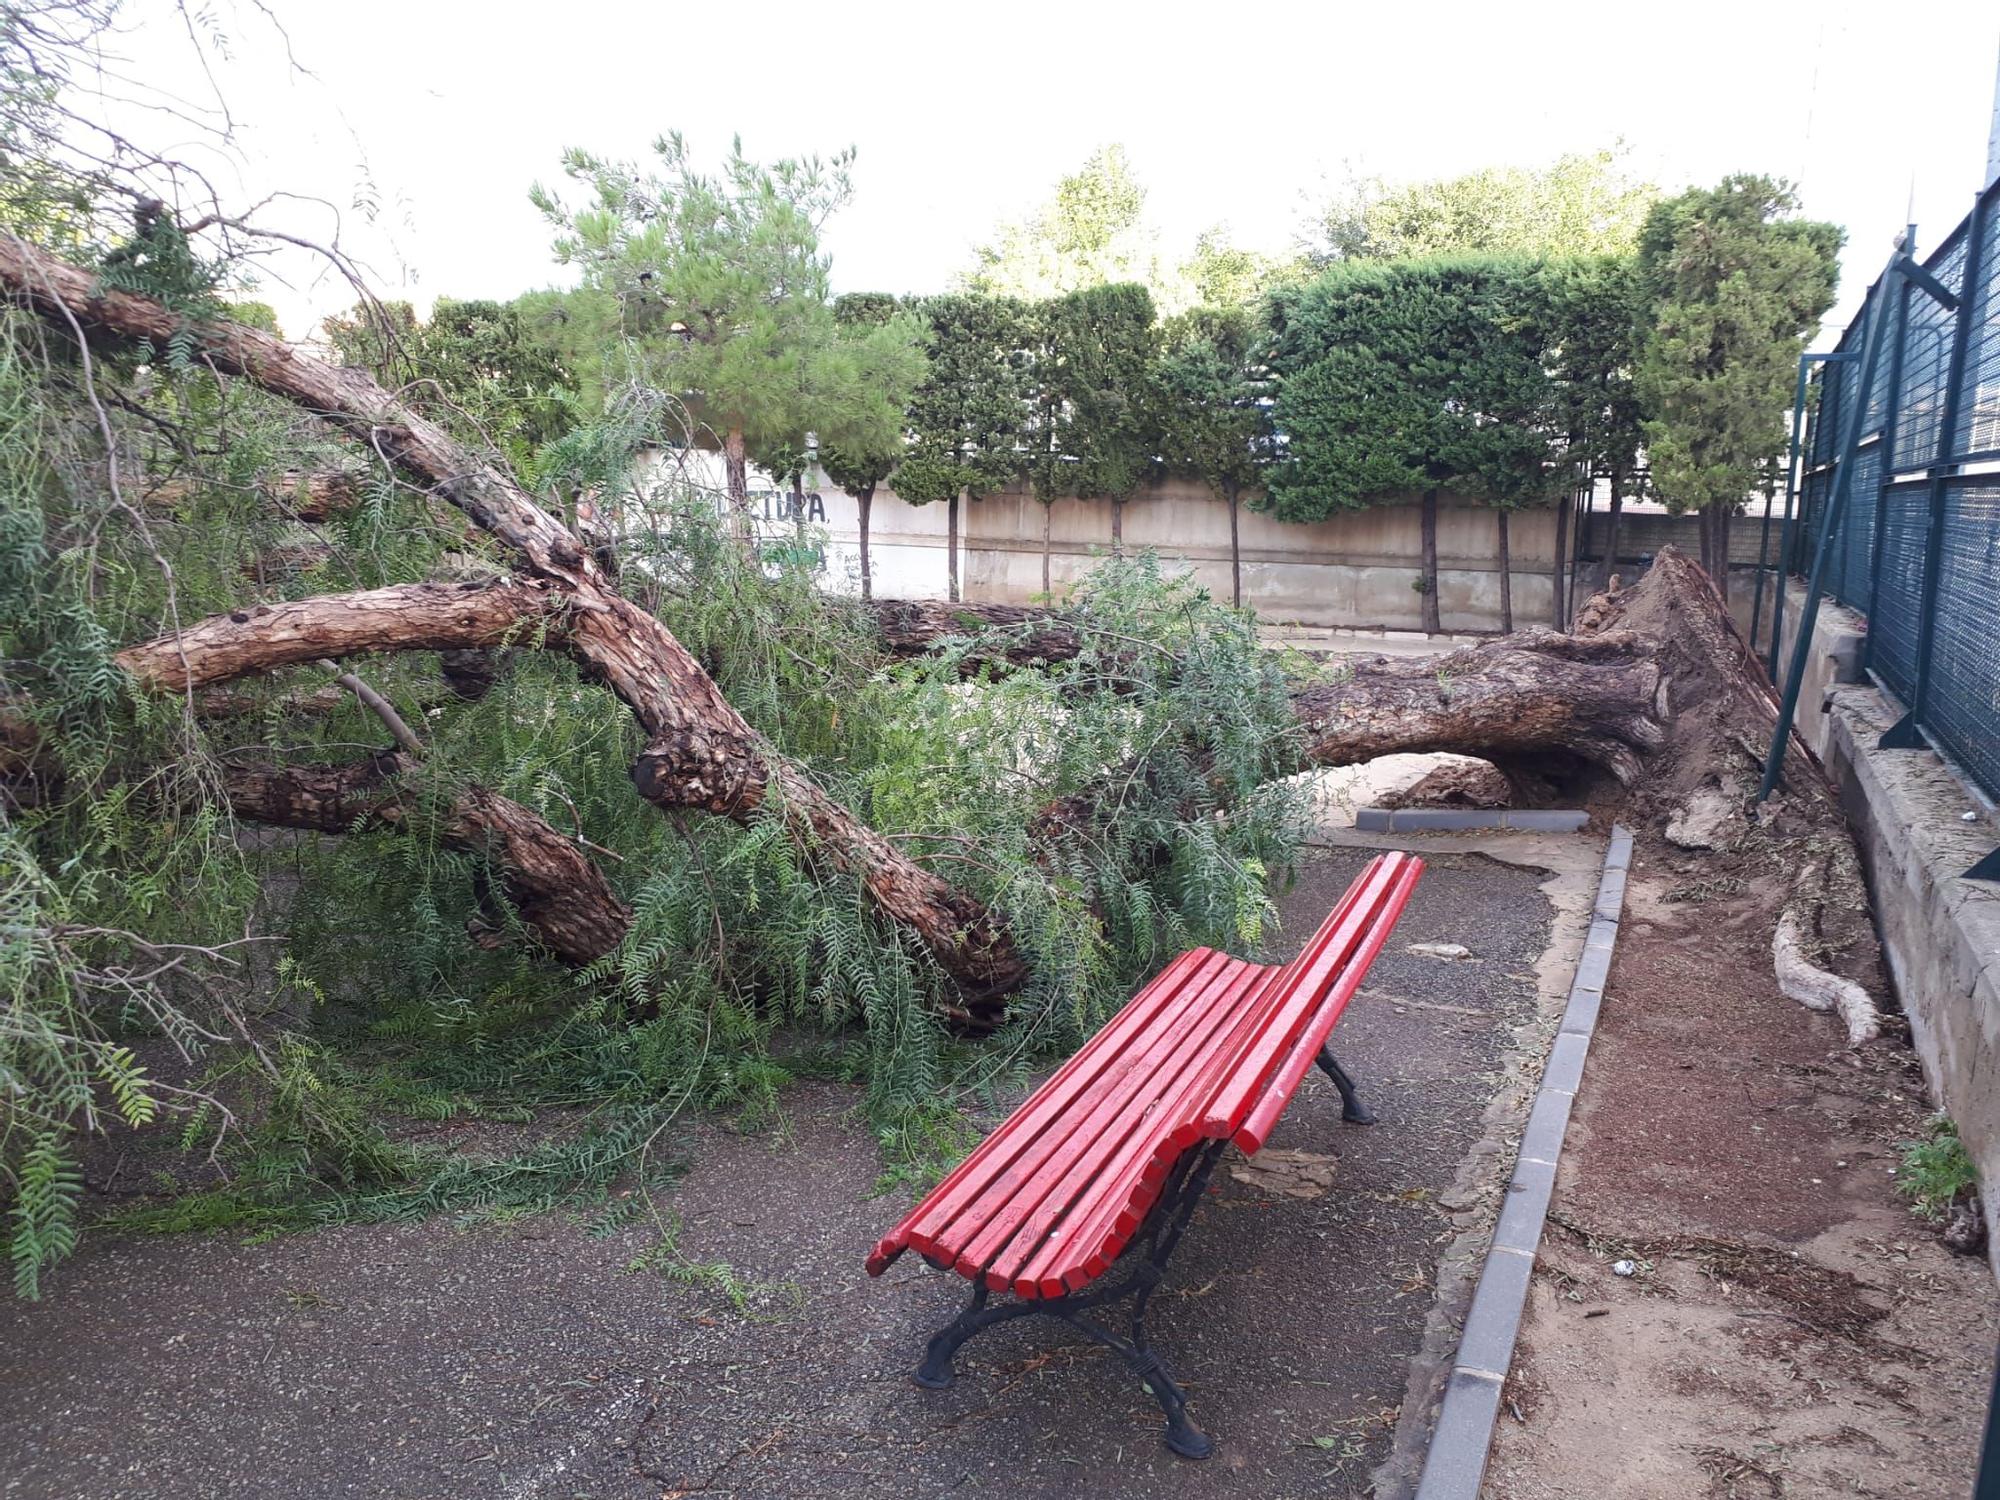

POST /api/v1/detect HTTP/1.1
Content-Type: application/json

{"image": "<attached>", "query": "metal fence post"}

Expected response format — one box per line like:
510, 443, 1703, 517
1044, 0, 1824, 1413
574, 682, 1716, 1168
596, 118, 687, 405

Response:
1758, 256, 1897, 804
1772, 353, 1852, 678
1864, 243, 1915, 668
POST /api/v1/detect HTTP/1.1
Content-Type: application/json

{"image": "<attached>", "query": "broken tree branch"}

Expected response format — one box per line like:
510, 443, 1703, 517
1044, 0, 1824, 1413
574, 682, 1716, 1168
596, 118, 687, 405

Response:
222, 753, 631, 965
0, 234, 1023, 1010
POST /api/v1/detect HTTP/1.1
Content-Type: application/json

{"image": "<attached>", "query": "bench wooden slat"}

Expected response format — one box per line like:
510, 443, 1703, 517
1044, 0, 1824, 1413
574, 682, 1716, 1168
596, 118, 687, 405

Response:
978, 957, 1277, 1293
867, 851, 1424, 1298
1023, 860, 1416, 1294
1231, 855, 1423, 1152
882, 946, 1221, 1269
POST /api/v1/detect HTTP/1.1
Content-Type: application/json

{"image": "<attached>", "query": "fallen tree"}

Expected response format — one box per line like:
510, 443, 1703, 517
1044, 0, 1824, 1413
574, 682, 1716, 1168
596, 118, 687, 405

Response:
873, 549, 1884, 1043
0, 237, 1875, 1044
0, 232, 1026, 1010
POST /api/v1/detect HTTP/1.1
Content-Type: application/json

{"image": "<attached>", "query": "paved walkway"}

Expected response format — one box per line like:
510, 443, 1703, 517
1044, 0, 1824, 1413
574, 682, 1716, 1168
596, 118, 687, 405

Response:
0, 843, 1584, 1500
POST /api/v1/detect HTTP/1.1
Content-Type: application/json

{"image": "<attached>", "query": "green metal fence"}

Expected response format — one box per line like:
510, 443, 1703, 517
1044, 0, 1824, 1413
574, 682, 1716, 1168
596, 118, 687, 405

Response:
1790, 173, 2000, 804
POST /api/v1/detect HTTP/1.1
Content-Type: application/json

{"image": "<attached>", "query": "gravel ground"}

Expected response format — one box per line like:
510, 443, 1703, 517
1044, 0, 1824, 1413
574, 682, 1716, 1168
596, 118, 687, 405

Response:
0, 846, 1560, 1500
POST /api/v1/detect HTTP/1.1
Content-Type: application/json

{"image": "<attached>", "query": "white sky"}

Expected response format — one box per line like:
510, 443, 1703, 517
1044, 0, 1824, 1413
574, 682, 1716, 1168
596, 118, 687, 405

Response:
116, 0, 2000, 344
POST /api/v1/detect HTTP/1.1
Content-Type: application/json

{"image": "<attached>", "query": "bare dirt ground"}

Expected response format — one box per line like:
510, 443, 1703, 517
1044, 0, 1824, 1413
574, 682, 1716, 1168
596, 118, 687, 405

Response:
0, 845, 1564, 1500
1484, 835, 1999, 1500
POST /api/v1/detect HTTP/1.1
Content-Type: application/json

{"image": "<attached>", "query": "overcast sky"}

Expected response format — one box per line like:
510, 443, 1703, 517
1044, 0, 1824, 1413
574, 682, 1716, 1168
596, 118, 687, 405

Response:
121, 0, 2000, 342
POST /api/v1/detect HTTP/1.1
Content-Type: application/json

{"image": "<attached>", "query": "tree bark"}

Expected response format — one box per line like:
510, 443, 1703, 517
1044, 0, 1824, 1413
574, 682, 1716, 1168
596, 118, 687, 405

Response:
1420, 488, 1441, 633
1110, 496, 1123, 555
1602, 472, 1624, 589
222, 753, 630, 964
1288, 630, 1663, 782
1226, 482, 1242, 609
1551, 488, 1570, 628
0, 234, 1024, 1010
1496, 508, 1513, 635
868, 598, 1085, 674
145, 468, 366, 522
724, 427, 750, 517
115, 578, 557, 693
1041, 502, 1053, 598
857, 484, 874, 602
947, 488, 961, 603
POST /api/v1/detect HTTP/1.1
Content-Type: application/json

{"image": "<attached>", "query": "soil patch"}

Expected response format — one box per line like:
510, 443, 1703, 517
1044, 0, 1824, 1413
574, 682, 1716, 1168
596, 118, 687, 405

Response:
1482, 838, 1997, 1500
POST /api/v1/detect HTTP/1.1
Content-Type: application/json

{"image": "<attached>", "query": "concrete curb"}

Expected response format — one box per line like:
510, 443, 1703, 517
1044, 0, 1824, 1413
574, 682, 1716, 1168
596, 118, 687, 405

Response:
1354, 808, 1591, 834
1411, 823, 1632, 1500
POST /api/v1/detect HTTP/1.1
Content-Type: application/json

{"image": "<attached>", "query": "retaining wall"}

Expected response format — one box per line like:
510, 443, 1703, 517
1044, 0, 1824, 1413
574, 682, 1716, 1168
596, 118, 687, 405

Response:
1773, 581, 2000, 1275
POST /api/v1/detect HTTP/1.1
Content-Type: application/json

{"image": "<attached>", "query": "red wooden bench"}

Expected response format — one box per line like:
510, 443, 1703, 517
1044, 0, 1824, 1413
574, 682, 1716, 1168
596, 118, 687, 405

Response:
867, 850, 1423, 1458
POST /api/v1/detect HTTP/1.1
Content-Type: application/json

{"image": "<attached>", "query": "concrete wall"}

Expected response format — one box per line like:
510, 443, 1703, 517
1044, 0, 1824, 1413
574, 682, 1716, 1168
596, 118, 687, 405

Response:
804, 472, 1563, 633
1774, 581, 2000, 1275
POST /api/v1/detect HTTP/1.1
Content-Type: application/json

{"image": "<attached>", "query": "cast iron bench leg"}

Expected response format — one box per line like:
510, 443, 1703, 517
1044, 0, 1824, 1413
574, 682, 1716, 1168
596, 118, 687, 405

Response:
912, 1283, 1039, 1389
906, 1142, 1226, 1458
1315, 1045, 1376, 1125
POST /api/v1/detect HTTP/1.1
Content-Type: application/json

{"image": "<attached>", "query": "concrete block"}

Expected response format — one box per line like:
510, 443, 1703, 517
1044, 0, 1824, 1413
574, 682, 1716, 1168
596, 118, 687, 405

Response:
1541, 1031, 1591, 1097
1414, 1369, 1504, 1500
1502, 809, 1590, 832
1493, 1156, 1555, 1254
1453, 1246, 1535, 1379
1517, 1089, 1574, 1166
1559, 983, 1603, 1038
1389, 809, 1504, 831
1354, 807, 1393, 831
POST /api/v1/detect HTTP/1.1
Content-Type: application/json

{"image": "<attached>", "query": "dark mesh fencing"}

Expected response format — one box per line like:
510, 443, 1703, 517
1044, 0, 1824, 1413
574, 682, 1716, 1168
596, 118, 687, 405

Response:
1791, 176, 2000, 801
1925, 480, 2000, 798
1869, 482, 1930, 705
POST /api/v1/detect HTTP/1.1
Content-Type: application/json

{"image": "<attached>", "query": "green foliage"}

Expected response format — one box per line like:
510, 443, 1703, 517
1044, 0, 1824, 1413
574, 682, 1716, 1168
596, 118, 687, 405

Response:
1895, 1114, 1977, 1224
1263, 256, 1569, 521
531, 133, 923, 480
321, 296, 579, 471
818, 292, 922, 498
966, 145, 1162, 301
1634, 175, 1842, 515
896, 292, 1034, 507
1310, 147, 1657, 263
1150, 304, 1269, 504
1027, 282, 1159, 504
1542, 255, 1647, 492
1180, 227, 1294, 309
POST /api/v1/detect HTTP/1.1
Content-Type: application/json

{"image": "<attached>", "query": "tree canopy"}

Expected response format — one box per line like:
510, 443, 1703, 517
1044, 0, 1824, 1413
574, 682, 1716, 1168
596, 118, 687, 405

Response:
1262, 257, 1571, 522
1634, 174, 1842, 516
530, 133, 923, 504
1308, 148, 1657, 264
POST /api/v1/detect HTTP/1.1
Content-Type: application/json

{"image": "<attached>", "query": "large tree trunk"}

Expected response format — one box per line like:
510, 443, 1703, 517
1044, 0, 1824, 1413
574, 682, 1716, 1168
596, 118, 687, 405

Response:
857, 485, 874, 602
1420, 488, 1441, 633
1111, 496, 1123, 555
1226, 481, 1243, 609
145, 468, 367, 522
0, 235, 1025, 1013
866, 597, 1665, 786
1289, 630, 1663, 782
1496, 507, 1513, 635
868, 598, 1086, 674
223, 753, 631, 965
